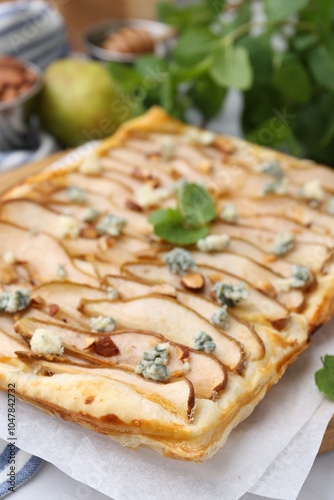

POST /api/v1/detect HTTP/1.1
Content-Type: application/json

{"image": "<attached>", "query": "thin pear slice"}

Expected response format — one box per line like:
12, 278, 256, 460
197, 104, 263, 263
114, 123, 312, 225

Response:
0, 222, 97, 287
0, 330, 28, 357
66, 172, 132, 198
122, 261, 289, 323
78, 295, 246, 373
188, 251, 304, 312
237, 216, 333, 247
30, 282, 108, 328
15, 317, 227, 400
227, 196, 334, 235
16, 353, 195, 422
105, 275, 265, 361
212, 223, 331, 272
0, 360, 191, 435
287, 165, 334, 192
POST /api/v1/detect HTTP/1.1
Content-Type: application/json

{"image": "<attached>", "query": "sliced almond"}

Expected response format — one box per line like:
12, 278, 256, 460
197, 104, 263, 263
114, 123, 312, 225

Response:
180, 273, 205, 292
80, 225, 98, 239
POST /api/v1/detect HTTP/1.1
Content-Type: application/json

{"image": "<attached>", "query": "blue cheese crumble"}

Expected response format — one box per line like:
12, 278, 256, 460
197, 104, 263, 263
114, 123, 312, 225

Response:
82, 207, 101, 223
0, 289, 30, 313
211, 305, 229, 329
197, 234, 230, 252
2, 251, 16, 264
79, 153, 102, 176
262, 177, 289, 195
300, 179, 324, 203
135, 342, 171, 381
57, 215, 81, 239
57, 264, 67, 280
134, 185, 170, 209
30, 328, 64, 355
275, 264, 312, 292
106, 287, 119, 300
327, 197, 334, 215
96, 214, 127, 237
194, 331, 216, 353
258, 160, 283, 178
90, 316, 116, 333
220, 203, 238, 224
163, 248, 196, 275
67, 186, 86, 203
270, 232, 295, 256
212, 282, 250, 307
158, 137, 176, 161
184, 128, 216, 146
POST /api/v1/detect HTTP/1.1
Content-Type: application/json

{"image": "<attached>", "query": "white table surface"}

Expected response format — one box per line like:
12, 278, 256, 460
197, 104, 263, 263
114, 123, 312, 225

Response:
7, 91, 334, 500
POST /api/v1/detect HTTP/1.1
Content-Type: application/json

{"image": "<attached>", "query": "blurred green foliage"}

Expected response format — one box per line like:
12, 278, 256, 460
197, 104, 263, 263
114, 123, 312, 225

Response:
108, 0, 334, 165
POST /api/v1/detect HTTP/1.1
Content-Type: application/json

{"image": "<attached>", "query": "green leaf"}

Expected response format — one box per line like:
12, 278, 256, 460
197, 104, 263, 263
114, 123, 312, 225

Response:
178, 183, 216, 227
157, 1, 218, 28
264, 0, 309, 21
148, 208, 182, 226
154, 222, 209, 245
238, 34, 273, 85
188, 74, 227, 119
315, 355, 334, 401
173, 28, 219, 68
308, 45, 334, 92
108, 62, 142, 92
272, 58, 311, 104
292, 33, 319, 52
210, 44, 253, 91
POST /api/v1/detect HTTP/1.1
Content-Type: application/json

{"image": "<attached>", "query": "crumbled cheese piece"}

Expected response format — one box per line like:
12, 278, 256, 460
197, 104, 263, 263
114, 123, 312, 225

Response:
163, 248, 196, 275
82, 207, 101, 223
262, 177, 289, 195
194, 331, 216, 353
106, 287, 119, 300
79, 153, 102, 176
96, 214, 127, 237
327, 197, 334, 215
197, 234, 230, 252
2, 251, 16, 265
30, 328, 64, 355
57, 264, 67, 280
270, 232, 295, 256
135, 342, 171, 381
0, 289, 30, 313
90, 316, 116, 333
212, 282, 250, 307
183, 361, 191, 372
300, 179, 324, 202
185, 128, 216, 146
158, 137, 176, 161
275, 264, 312, 292
67, 186, 86, 203
220, 203, 238, 224
211, 305, 229, 329
57, 215, 81, 239
134, 185, 170, 209
258, 160, 283, 178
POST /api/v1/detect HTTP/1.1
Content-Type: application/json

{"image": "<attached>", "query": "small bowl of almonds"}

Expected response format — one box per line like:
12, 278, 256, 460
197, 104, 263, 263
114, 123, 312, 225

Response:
83, 19, 176, 63
0, 56, 42, 151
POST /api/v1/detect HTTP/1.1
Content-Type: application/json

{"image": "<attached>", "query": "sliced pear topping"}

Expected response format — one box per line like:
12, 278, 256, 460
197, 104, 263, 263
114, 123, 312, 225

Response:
15, 317, 227, 399
78, 295, 245, 373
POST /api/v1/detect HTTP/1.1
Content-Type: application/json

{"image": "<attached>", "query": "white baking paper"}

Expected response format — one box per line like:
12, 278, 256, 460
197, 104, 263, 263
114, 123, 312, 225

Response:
0, 320, 333, 500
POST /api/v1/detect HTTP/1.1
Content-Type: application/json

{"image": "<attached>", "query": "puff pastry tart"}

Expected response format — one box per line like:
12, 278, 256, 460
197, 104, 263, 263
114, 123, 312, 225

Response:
1, 107, 334, 461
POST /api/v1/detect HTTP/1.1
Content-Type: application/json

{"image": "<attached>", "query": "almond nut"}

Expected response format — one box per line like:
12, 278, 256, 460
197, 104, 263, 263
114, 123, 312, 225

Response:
94, 337, 119, 357
180, 273, 205, 292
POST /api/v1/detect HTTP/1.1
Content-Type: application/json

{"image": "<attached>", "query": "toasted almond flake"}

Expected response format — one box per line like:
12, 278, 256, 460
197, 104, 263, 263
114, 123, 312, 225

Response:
80, 225, 98, 239
180, 273, 205, 292
257, 280, 275, 297
125, 199, 143, 212
264, 254, 278, 263
208, 273, 223, 284
197, 160, 213, 174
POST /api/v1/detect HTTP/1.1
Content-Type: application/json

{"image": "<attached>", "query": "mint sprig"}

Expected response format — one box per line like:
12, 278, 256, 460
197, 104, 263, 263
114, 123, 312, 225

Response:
315, 355, 334, 401
149, 183, 215, 245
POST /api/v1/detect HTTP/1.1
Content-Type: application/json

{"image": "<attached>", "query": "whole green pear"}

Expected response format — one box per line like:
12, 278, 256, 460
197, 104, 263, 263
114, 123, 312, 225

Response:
37, 59, 131, 147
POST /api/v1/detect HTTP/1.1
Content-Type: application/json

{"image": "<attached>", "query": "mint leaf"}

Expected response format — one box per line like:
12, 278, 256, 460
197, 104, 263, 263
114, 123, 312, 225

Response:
308, 45, 334, 93
149, 208, 182, 226
178, 183, 216, 228
210, 45, 253, 91
154, 222, 208, 245
173, 28, 219, 68
272, 58, 311, 104
315, 355, 334, 401
238, 34, 273, 85
264, 0, 309, 21
188, 74, 227, 119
